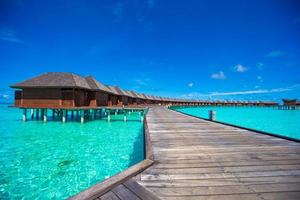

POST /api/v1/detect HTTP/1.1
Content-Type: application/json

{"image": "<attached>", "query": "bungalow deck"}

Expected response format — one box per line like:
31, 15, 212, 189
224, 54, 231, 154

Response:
72, 106, 300, 200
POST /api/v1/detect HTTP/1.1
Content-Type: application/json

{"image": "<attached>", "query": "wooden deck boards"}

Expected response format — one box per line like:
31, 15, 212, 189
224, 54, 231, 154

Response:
95, 106, 300, 200
96, 179, 160, 200
137, 107, 300, 199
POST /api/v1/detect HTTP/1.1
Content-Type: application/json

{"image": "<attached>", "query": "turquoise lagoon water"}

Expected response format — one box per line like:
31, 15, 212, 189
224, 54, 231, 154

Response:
173, 106, 300, 140
0, 104, 144, 199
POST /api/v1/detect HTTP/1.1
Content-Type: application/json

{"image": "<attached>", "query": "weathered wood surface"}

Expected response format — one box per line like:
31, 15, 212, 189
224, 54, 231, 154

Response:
70, 159, 157, 200
137, 107, 300, 199
95, 179, 161, 200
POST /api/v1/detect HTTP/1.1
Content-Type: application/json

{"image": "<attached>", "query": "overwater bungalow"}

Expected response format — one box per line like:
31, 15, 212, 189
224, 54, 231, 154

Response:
114, 86, 132, 106
85, 76, 114, 106
140, 94, 151, 105
11, 72, 93, 108
283, 99, 297, 106
261, 101, 278, 106
144, 95, 155, 105
127, 91, 139, 105
278, 99, 298, 110
106, 86, 126, 106
136, 93, 147, 105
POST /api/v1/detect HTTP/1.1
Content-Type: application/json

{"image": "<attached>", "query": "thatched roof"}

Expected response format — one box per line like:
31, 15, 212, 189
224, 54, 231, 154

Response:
144, 94, 153, 100
136, 93, 145, 99
149, 95, 156, 100
11, 72, 91, 89
106, 86, 121, 95
283, 99, 297, 103
140, 94, 149, 99
85, 76, 112, 93
114, 87, 132, 97
128, 91, 139, 98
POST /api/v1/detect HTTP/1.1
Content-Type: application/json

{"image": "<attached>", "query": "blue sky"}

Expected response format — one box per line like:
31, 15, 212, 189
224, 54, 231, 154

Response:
0, 0, 300, 102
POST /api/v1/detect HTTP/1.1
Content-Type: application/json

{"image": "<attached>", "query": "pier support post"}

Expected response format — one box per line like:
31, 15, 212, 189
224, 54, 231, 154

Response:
94, 109, 97, 119
36, 109, 39, 120
140, 115, 144, 122
62, 110, 66, 123
107, 114, 111, 122
30, 109, 34, 119
41, 109, 44, 120
43, 109, 47, 122
80, 110, 84, 123
91, 110, 95, 120
71, 111, 74, 119
22, 109, 27, 122
209, 110, 216, 121
99, 109, 103, 118
102, 109, 105, 118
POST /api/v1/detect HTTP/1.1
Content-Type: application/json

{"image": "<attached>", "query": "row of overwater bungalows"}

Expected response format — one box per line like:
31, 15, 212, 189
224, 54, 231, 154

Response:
10, 72, 278, 108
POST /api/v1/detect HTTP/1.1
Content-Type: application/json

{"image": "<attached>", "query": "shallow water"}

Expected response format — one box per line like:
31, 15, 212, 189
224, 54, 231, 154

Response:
173, 106, 300, 140
0, 104, 144, 199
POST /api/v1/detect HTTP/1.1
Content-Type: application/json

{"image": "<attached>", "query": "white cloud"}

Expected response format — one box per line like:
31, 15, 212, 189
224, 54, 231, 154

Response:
257, 76, 263, 82
188, 83, 194, 88
132, 73, 153, 90
234, 64, 247, 73
180, 84, 300, 99
211, 71, 226, 80
134, 79, 149, 86
0, 28, 23, 44
266, 51, 285, 57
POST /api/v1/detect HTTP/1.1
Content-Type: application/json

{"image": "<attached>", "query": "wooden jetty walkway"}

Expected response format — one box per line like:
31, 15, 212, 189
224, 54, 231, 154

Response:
73, 106, 300, 200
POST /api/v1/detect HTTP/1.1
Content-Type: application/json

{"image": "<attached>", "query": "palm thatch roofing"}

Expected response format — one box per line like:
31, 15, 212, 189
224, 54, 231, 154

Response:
11, 72, 91, 89
136, 93, 145, 99
114, 87, 132, 97
140, 94, 149, 99
283, 99, 297, 103
144, 94, 153, 100
106, 86, 122, 96
153, 96, 161, 101
127, 91, 139, 98
151, 96, 158, 100
85, 76, 112, 93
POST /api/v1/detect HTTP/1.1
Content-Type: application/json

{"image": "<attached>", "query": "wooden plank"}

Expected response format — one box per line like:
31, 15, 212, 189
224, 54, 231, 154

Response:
139, 175, 300, 187
100, 191, 120, 200
141, 170, 300, 181
112, 184, 140, 200
145, 182, 300, 196
144, 164, 300, 174
123, 179, 160, 200
154, 159, 300, 168
162, 192, 300, 200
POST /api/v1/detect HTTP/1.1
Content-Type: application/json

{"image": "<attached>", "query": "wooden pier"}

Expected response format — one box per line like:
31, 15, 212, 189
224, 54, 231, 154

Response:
72, 106, 300, 200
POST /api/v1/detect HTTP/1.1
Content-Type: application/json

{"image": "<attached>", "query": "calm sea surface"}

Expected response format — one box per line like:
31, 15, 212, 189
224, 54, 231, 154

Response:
173, 106, 300, 140
0, 104, 144, 199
